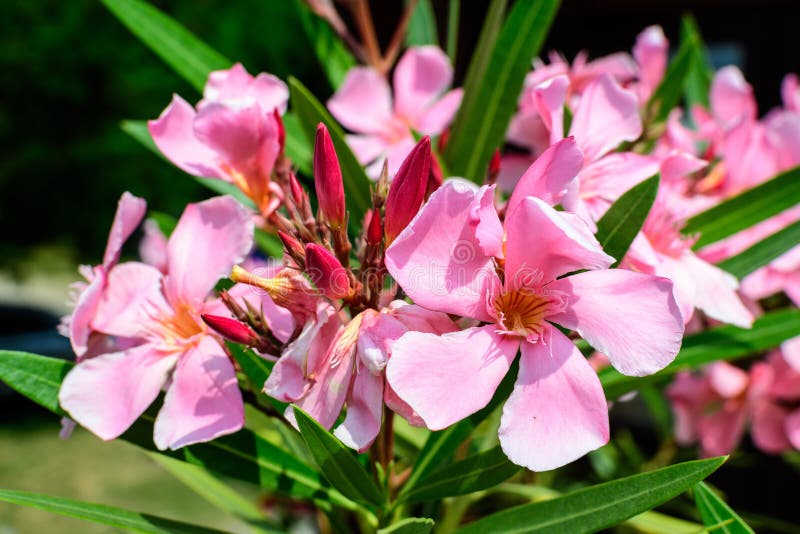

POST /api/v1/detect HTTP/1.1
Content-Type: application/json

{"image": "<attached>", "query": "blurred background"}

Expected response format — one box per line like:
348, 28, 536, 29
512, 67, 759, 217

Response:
2, 0, 800, 532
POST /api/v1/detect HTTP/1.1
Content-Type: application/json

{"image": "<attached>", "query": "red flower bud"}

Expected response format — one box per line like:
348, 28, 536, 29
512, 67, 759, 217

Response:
201, 314, 259, 346
384, 136, 431, 245
366, 209, 382, 245
314, 123, 345, 229
273, 109, 285, 155
278, 230, 305, 260
304, 243, 351, 300
489, 148, 501, 176
288, 172, 305, 206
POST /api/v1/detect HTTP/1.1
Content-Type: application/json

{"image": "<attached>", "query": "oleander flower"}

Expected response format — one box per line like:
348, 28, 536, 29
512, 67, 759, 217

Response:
59, 196, 254, 450
384, 170, 683, 470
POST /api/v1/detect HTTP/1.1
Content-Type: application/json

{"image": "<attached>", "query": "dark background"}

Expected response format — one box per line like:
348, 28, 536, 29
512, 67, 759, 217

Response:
3, 0, 800, 269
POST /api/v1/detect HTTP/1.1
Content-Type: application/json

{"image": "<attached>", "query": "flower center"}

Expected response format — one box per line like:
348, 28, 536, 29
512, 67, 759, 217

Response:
493, 289, 555, 341
153, 302, 205, 350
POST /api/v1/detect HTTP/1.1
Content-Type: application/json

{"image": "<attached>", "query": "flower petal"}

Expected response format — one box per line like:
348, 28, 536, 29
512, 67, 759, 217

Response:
393, 46, 454, 124
385, 180, 501, 321
153, 336, 244, 450
415, 88, 463, 135
504, 197, 613, 287
385, 325, 519, 430
498, 327, 609, 471
548, 269, 683, 377
103, 192, 147, 269
148, 94, 221, 178
682, 252, 754, 328
327, 67, 393, 135
192, 102, 275, 170
334, 361, 384, 452
59, 344, 177, 441
166, 196, 254, 305
710, 66, 756, 130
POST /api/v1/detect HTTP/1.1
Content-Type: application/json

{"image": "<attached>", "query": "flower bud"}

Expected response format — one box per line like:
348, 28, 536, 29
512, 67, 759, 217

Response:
489, 148, 501, 176
366, 209, 382, 246
314, 123, 346, 229
304, 243, 351, 300
230, 265, 318, 321
288, 172, 305, 206
201, 314, 260, 346
278, 230, 305, 262
384, 136, 431, 245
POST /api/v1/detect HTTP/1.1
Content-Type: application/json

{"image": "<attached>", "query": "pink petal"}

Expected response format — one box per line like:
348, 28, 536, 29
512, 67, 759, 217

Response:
384, 382, 425, 427
576, 152, 660, 217
415, 88, 463, 135
139, 219, 168, 273
148, 95, 221, 178
750, 399, 792, 454
333, 361, 384, 452
386, 325, 519, 430
393, 46, 454, 124
782, 336, 800, 372
192, 102, 272, 170
533, 75, 569, 144
570, 74, 642, 163
59, 344, 177, 440
708, 361, 749, 398
69, 270, 105, 357
548, 270, 683, 377
697, 399, 748, 457
682, 252, 754, 328
388, 301, 458, 335
346, 134, 388, 167
385, 180, 502, 321
153, 336, 244, 449
202, 63, 288, 114
506, 137, 584, 216
710, 66, 756, 130
633, 25, 668, 100
328, 67, 394, 135
498, 327, 610, 471
504, 197, 613, 287
785, 409, 800, 450
92, 262, 171, 339
782, 73, 800, 112
166, 196, 254, 305
103, 192, 147, 269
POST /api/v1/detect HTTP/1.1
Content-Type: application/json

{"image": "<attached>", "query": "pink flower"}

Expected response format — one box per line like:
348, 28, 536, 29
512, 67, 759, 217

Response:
327, 46, 462, 178
149, 63, 288, 218
266, 302, 457, 451
384, 170, 683, 470
59, 196, 254, 450
60, 192, 147, 358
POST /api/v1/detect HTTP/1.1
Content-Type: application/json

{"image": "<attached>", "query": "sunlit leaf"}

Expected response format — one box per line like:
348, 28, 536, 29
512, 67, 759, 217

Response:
694, 482, 754, 534
379, 517, 435, 534
595, 174, 659, 266
717, 220, 800, 279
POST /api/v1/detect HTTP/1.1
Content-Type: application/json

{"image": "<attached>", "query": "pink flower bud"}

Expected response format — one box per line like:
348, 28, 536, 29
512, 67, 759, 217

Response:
304, 243, 351, 300
366, 209, 382, 246
278, 230, 305, 260
289, 172, 305, 206
384, 136, 431, 244
201, 314, 259, 345
314, 123, 345, 229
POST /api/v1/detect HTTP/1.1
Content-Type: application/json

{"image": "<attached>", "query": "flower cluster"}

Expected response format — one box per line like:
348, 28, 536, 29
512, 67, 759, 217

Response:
57, 26, 800, 475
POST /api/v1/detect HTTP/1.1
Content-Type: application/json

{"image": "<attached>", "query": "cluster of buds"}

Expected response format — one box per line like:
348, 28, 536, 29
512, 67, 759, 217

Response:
214, 123, 434, 352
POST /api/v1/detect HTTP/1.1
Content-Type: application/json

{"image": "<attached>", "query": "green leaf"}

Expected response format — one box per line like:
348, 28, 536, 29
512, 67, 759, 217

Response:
0, 351, 71, 415
0, 488, 228, 534
446, 0, 460, 63
398, 446, 520, 504
406, 0, 439, 47
445, 0, 559, 182
379, 517, 435, 534
293, 0, 356, 88
685, 166, 800, 248
454, 457, 727, 534
595, 174, 659, 266
680, 13, 713, 109
150, 455, 282, 534
282, 112, 314, 176
600, 308, 800, 399
101, 0, 229, 92
288, 76, 372, 228
646, 31, 694, 126
293, 407, 384, 507
694, 482, 754, 534
717, 220, 800, 279
404, 359, 518, 491
0, 352, 361, 513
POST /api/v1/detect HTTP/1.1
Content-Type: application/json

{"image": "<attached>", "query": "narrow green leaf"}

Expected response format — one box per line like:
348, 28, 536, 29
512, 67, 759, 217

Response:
293, 0, 356, 88
717, 220, 800, 279
101, 0, 229, 92
600, 308, 800, 399
288, 77, 372, 228
646, 33, 694, 126
293, 407, 384, 507
680, 13, 713, 109
404, 359, 518, 491
398, 446, 520, 504
685, 166, 800, 248
445, 0, 559, 182
446, 0, 460, 63
150, 455, 282, 534
282, 112, 314, 176
595, 175, 659, 266
379, 517, 435, 534
0, 351, 71, 415
0, 352, 361, 512
406, 0, 439, 47
694, 482, 754, 534
0, 488, 228, 534
455, 457, 727, 534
